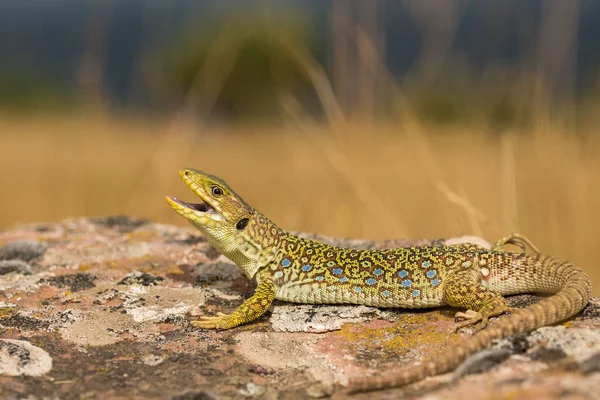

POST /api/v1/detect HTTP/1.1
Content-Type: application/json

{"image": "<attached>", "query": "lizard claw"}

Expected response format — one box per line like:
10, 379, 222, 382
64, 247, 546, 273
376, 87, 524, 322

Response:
453, 310, 484, 333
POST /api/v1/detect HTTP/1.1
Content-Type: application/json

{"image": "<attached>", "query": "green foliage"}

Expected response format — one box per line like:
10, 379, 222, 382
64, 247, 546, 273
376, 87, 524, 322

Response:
406, 63, 535, 129
163, 9, 318, 122
0, 66, 72, 111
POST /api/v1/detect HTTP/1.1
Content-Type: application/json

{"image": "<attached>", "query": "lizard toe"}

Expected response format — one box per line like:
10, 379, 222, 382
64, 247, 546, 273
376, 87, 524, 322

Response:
453, 310, 483, 332
190, 313, 234, 329
191, 319, 220, 329
455, 309, 480, 322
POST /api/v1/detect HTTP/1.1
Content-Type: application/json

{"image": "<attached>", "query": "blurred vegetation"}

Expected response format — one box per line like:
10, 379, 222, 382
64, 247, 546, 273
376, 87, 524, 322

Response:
0, 66, 73, 112
405, 65, 532, 128
0, 1, 597, 130
163, 10, 320, 123
1, 1, 599, 291
156, 9, 592, 129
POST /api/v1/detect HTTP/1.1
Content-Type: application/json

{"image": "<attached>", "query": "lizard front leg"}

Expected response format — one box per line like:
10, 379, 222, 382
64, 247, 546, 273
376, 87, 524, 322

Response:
192, 278, 276, 330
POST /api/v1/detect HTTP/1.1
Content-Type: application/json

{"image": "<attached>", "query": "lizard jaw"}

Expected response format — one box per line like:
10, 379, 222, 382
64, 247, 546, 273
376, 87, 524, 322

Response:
165, 195, 224, 223
165, 196, 211, 213
165, 188, 223, 217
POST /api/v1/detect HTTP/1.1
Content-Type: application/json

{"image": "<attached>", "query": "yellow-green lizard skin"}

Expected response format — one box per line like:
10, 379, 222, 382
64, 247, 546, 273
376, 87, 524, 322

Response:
165, 168, 592, 393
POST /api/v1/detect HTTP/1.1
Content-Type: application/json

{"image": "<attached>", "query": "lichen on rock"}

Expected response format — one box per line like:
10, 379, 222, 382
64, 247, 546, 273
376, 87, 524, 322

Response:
0, 217, 598, 400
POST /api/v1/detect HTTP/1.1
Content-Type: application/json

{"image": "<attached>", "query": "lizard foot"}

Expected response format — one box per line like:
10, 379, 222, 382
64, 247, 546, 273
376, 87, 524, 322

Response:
454, 310, 487, 333
191, 313, 235, 330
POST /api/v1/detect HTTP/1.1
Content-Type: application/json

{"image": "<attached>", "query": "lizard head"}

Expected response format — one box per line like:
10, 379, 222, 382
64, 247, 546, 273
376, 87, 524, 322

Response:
165, 168, 280, 279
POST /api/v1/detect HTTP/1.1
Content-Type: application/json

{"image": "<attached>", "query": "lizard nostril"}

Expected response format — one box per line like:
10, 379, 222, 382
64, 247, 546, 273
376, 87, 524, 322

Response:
183, 170, 191, 177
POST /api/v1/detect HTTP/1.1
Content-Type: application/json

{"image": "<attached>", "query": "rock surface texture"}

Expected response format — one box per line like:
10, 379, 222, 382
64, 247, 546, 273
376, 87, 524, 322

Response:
0, 217, 598, 399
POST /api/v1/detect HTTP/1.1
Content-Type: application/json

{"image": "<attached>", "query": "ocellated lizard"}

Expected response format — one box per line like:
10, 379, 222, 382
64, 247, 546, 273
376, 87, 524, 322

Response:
165, 168, 592, 393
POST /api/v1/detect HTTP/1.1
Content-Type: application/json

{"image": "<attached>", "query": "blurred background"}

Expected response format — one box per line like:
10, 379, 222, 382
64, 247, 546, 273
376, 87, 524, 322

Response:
1, 0, 599, 292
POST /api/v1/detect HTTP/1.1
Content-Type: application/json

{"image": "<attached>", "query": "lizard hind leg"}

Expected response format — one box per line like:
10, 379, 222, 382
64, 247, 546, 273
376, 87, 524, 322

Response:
492, 233, 541, 254
444, 270, 510, 333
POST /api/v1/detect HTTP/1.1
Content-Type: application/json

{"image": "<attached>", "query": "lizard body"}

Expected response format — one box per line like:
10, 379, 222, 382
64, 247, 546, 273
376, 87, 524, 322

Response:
165, 169, 592, 393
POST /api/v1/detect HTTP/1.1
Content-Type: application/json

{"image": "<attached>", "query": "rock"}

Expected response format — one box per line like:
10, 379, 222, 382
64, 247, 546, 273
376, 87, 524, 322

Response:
0, 260, 32, 275
0, 240, 46, 262
0, 240, 46, 276
118, 270, 164, 286
270, 304, 400, 333
143, 354, 165, 366
0, 217, 598, 400
238, 382, 265, 397
306, 382, 335, 398
0, 339, 52, 377
581, 353, 600, 374
528, 326, 600, 362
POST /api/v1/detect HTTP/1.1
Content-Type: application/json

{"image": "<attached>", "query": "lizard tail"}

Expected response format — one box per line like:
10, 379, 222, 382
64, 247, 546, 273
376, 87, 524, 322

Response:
346, 253, 592, 393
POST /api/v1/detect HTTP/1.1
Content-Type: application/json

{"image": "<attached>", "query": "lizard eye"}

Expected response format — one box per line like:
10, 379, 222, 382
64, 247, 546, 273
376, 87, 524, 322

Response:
236, 218, 249, 230
211, 186, 224, 197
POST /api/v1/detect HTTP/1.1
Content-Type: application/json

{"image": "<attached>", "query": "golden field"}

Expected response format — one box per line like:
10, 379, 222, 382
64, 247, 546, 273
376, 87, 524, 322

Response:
1, 115, 599, 294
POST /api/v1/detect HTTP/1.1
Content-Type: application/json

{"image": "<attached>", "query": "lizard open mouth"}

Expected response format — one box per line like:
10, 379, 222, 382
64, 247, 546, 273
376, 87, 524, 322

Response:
165, 196, 217, 214
165, 169, 226, 222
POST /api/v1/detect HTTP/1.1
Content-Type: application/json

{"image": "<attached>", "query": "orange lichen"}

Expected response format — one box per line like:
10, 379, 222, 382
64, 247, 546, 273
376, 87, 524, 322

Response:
0, 307, 17, 319
334, 310, 461, 358
79, 263, 92, 272
167, 265, 184, 275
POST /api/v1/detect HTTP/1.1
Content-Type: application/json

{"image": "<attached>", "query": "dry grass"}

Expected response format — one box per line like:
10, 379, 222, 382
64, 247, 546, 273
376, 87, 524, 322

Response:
1, 115, 598, 294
